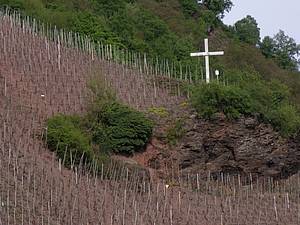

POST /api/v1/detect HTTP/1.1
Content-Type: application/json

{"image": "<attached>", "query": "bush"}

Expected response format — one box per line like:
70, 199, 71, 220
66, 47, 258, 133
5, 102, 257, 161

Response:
46, 115, 93, 167
190, 70, 300, 137
45, 75, 152, 169
148, 107, 169, 117
191, 82, 252, 119
0, 0, 24, 9
179, 0, 199, 17
266, 104, 300, 137
230, 72, 291, 113
88, 101, 153, 155
85, 76, 153, 155
166, 119, 186, 146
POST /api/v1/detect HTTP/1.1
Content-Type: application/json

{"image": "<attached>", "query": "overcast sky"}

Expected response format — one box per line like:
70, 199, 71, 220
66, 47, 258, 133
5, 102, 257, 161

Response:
222, 0, 300, 43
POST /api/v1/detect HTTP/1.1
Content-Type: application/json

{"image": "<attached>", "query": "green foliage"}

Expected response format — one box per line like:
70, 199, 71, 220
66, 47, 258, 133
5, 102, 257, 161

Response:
86, 75, 117, 108
179, 0, 199, 17
234, 15, 260, 45
70, 12, 118, 44
148, 107, 169, 117
109, 9, 135, 47
0, 0, 24, 9
260, 30, 300, 71
248, 77, 300, 137
88, 101, 153, 154
2, 0, 300, 136
226, 69, 293, 107
92, 0, 128, 18
191, 70, 300, 136
202, 0, 233, 18
260, 36, 275, 58
266, 104, 300, 137
166, 119, 186, 146
2, 0, 299, 79
191, 82, 252, 120
84, 75, 153, 155
46, 75, 153, 169
46, 115, 93, 167
0, 0, 201, 70
268, 80, 291, 107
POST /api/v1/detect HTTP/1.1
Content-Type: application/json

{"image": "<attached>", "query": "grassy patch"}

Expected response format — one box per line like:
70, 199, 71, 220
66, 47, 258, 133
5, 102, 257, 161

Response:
166, 119, 186, 146
46, 114, 93, 167
148, 107, 169, 117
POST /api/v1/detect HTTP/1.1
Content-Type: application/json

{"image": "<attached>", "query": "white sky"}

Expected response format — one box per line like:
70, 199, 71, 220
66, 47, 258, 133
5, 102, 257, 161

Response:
222, 0, 300, 43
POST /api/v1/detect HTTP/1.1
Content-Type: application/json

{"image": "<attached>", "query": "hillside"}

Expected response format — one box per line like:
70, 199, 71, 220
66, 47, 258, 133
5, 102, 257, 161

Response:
2, 0, 300, 104
0, 1, 300, 224
1, 10, 300, 224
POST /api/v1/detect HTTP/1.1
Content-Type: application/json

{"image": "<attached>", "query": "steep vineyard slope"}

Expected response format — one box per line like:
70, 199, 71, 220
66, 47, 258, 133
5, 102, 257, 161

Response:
0, 11, 300, 225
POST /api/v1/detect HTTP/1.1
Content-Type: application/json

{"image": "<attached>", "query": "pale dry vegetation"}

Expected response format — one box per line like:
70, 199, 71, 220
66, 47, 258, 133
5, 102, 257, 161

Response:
0, 10, 299, 225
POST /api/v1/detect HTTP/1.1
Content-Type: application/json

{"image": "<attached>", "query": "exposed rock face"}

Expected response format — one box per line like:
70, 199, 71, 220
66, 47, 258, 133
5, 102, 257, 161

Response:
174, 114, 300, 179
128, 108, 300, 181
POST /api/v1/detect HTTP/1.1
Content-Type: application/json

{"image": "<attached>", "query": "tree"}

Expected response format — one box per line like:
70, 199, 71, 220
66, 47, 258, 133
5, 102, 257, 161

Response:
179, 0, 199, 17
0, 0, 24, 9
92, 0, 127, 18
71, 12, 119, 44
234, 15, 260, 45
202, 0, 233, 19
260, 36, 275, 58
260, 30, 300, 71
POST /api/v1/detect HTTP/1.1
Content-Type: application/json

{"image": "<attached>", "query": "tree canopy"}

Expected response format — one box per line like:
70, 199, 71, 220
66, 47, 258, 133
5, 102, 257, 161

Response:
234, 15, 260, 46
179, 0, 199, 17
260, 30, 300, 71
202, 0, 233, 18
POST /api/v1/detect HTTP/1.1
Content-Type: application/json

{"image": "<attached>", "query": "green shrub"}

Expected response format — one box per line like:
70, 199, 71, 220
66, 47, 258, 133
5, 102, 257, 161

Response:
86, 75, 117, 109
266, 104, 300, 137
46, 114, 93, 167
0, 0, 24, 9
166, 119, 186, 146
179, 0, 199, 16
148, 107, 169, 117
84, 76, 153, 155
191, 82, 252, 119
191, 70, 300, 137
269, 80, 291, 107
88, 101, 153, 155
45, 74, 153, 168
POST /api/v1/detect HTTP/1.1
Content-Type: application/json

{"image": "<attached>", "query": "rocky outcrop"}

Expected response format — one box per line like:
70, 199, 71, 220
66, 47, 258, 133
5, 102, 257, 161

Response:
126, 108, 300, 181
174, 114, 300, 179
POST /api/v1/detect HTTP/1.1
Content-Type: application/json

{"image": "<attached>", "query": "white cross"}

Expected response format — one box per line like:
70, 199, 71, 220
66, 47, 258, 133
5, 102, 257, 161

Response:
190, 38, 224, 83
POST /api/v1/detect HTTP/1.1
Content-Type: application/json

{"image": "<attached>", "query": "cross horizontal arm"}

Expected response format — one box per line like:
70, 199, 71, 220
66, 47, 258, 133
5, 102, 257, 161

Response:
209, 51, 224, 56
190, 52, 207, 57
190, 51, 224, 57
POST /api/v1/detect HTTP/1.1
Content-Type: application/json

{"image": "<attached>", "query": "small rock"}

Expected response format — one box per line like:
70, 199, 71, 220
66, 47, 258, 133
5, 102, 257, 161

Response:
190, 114, 197, 119
244, 117, 257, 128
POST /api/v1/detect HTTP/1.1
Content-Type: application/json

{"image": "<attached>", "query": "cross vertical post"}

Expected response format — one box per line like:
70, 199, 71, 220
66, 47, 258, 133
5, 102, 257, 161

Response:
190, 38, 224, 84
204, 38, 210, 83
